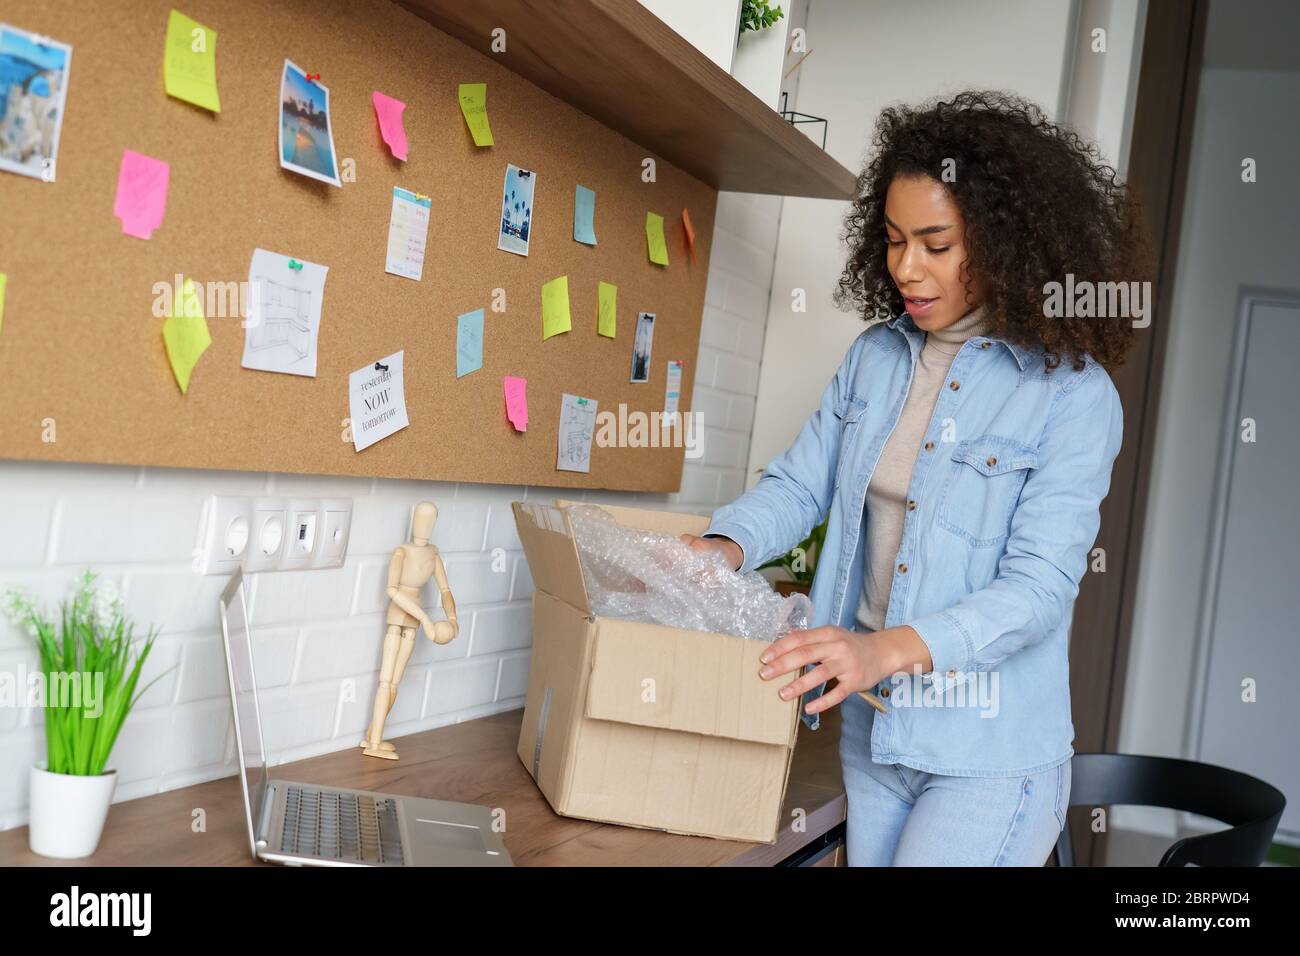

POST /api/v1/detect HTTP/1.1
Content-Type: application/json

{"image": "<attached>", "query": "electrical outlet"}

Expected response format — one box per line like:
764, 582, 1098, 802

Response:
197, 495, 353, 574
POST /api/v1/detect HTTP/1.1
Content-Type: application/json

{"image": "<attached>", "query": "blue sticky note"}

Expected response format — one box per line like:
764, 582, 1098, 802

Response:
456, 308, 484, 377
573, 184, 597, 246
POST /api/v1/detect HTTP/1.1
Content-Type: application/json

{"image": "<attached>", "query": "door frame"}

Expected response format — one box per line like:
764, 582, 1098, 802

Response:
1064, 0, 1209, 866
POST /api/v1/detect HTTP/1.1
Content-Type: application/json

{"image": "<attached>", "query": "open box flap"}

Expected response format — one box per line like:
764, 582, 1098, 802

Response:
585, 616, 798, 747
512, 500, 713, 616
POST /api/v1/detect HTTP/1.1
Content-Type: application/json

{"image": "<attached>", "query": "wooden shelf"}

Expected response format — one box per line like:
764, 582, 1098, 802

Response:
398, 0, 858, 199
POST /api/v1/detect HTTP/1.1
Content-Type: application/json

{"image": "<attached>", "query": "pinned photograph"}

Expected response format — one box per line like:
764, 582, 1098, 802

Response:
278, 59, 340, 187
0, 24, 72, 182
630, 311, 655, 383
498, 163, 535, 256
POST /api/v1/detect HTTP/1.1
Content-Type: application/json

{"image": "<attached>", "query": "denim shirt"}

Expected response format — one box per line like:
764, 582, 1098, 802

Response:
704, 311, 1123, 776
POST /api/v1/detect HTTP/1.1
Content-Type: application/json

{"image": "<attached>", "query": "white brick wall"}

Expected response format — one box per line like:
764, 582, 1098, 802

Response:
0, 192, 782, 831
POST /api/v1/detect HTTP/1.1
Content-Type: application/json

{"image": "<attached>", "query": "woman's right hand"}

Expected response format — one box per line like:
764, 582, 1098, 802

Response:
679, 533, 743, 572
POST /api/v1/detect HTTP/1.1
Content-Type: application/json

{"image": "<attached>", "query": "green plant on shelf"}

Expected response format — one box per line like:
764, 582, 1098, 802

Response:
757, 516, 828, 586
2, 570, 166, 776
739, 0, 785, 35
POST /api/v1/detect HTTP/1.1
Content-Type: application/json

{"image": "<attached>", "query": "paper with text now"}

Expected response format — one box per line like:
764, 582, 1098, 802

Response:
114, 150, 170, 240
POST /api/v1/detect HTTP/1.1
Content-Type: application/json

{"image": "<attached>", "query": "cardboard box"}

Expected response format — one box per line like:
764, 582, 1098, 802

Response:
512, 499, 800, 843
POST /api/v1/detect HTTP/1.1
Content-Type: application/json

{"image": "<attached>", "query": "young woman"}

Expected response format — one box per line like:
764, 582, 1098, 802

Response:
684, 91, 1150, 866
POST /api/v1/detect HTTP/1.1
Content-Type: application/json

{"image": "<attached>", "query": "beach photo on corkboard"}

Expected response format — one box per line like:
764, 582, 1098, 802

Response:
278, 57, 340, 186
0, 23, 72, 182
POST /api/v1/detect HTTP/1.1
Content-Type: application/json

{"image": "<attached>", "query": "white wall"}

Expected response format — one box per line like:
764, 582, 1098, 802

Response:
1117, 63, 1300, 839
0, 191, 781, 831
746, 0, 1087, 484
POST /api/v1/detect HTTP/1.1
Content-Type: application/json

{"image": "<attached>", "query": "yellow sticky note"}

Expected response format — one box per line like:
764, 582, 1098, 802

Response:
164, 10, 221, 113
458, 83, 494, 147
163, 278, 212, 393
541, 275, 571, 340
646, 212, 669, 266
597, 281, 617, 338
0, 273, 7, 335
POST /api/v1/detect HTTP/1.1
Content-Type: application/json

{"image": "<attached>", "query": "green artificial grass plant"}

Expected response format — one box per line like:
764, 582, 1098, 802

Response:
2, 570, 164, 776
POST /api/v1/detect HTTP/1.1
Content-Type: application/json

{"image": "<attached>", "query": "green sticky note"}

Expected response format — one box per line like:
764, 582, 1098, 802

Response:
646, 212, 669, 266
164, 10, 221, 112
597, 281, 617, 338
541, 275, 571, 340
0, 273, 7, 335
163, 277, 212, 393
458, 83, 494, 147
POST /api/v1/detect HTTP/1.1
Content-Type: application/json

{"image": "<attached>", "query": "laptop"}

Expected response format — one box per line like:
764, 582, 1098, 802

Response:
219, 571, 512, 867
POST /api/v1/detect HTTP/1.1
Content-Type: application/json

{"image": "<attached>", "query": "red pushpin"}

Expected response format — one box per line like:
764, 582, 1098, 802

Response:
306, 73, 320, 82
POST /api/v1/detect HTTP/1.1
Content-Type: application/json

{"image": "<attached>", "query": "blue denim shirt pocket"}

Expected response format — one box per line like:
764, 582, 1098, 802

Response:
937, 435, 1039, 548
831, 395, 869, 493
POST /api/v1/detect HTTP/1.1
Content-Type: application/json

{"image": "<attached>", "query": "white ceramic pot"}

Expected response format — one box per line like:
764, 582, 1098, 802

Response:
28, 764, 118, 859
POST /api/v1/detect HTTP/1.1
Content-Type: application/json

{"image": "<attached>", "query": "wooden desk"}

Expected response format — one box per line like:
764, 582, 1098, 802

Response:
0, 707, 846, 866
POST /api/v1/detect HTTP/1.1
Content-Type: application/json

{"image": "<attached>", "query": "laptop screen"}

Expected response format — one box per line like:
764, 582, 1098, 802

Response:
219, 571, 270, 856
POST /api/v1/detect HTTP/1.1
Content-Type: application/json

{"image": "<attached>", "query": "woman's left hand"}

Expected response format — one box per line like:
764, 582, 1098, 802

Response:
758, 625, 929, 715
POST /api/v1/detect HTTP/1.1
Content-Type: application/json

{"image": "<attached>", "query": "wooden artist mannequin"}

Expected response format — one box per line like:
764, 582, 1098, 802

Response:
361, 501, 458, 760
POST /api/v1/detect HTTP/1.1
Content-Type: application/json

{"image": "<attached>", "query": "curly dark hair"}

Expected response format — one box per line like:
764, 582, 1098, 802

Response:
834, 90, 1152, 372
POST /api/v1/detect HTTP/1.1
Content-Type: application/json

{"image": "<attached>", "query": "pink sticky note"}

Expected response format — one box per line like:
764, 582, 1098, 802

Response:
113, 150, 170, 240
372, 91, 408, 161
504, 376, 528, 432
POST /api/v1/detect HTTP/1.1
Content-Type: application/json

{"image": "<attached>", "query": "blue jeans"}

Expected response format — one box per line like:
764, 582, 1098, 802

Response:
838, 690, 1071, 866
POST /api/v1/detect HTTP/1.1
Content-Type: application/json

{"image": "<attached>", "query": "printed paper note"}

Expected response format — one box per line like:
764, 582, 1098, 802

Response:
646, 212, 669, 266
242, 248, 328, 378
541, 275, 571, 340
573, 184, 597, 246
164, 10, 220, 112
349, 350, 409, 452
664, 359, 683, 416
504, 376, 528, 432
372, 91, 408, 160
458, 83, 494, 146
457, 308, 484, 378
162, 277, 212, 394
557, 393, 597, 473
597, 281, 617, 338
385, 187, 431, 280
114, 150, 170, 239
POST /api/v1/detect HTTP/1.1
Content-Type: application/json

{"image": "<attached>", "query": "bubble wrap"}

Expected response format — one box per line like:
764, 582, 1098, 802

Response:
566, 504, 813, 643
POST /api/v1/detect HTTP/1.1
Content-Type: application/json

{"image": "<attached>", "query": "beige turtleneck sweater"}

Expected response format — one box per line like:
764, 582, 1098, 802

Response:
855, 304, 990, 632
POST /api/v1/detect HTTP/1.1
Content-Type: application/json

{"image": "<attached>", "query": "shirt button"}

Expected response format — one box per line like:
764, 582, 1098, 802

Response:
986, 456, 998, 467
947, 668, 957, 678
924, 441, 934, 451
897, 563, 908, 574
981, 341, 991, 349
949, 380, 960, 391
880, 687, 890, 698
907, 499, 916, 511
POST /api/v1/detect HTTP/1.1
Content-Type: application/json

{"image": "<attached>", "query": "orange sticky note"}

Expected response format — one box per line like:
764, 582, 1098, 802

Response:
504, 376, 528, 432
682, 208, 696, 263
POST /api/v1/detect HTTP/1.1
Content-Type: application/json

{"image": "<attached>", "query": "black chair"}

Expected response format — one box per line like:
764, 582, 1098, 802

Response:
1052, 753, 1286, 866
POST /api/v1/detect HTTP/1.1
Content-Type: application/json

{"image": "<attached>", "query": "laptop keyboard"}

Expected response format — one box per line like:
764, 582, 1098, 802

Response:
278, 786, 405, 866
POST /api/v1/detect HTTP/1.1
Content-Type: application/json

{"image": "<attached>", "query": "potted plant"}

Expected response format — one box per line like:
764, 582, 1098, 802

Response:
758, 516, 828, 597
2, 571, 162, 858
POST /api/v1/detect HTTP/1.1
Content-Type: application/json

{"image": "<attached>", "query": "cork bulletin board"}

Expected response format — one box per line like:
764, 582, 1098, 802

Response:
0, 0, 715, 492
